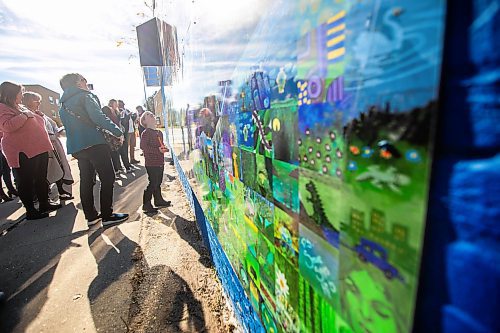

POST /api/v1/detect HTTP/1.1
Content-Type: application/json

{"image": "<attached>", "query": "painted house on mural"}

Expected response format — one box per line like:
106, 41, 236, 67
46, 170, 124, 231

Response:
23, 84, 61, 125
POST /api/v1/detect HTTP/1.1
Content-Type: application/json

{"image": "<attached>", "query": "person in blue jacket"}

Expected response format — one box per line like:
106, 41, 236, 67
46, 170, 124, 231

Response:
59, 73, 129, 227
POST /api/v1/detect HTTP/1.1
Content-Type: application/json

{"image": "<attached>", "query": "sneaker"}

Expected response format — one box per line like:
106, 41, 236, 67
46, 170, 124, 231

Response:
87, 217, 101, 227
0, 194, 13, 202
154, 200, 171, 208
59, 194, 74, 201
102, 213, 129, 227
40, 203, 62, 213
26, 211, 49, 220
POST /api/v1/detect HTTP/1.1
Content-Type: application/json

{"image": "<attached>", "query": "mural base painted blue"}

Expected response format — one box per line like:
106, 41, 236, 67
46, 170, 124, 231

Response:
166, 134, 265, 333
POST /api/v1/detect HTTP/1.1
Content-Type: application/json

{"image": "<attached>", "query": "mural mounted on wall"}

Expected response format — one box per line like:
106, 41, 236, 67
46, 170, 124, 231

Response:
178, 0, 446, 332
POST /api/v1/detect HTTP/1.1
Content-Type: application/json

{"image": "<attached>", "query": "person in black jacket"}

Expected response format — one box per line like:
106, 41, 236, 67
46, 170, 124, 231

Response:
117, 100, 134, 172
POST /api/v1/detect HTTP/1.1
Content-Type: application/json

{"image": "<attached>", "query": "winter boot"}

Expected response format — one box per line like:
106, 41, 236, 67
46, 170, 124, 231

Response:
153, 188, 171, 207
143, 190, 157, 213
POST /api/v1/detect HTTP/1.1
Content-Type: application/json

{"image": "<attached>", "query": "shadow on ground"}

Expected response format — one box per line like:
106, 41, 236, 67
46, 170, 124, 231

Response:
157, 208, 212, 268
0, 203, 79, 332
87, 225, 138, 332
128, 248, 206, 333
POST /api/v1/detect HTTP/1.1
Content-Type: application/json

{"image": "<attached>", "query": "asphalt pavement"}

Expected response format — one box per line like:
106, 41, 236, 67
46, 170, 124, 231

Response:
0, 149, 148, 332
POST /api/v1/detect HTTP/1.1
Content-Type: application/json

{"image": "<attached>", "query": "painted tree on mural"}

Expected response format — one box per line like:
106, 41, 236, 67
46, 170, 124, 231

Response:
305, 181, 336, 232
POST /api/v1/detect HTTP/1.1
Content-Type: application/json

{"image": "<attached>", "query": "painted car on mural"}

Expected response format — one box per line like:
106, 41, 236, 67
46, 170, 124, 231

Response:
354, 238, 403, 282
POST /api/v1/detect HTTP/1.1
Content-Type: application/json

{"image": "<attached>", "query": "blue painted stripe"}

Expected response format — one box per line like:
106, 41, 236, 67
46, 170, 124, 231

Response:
168, 145, 265, 333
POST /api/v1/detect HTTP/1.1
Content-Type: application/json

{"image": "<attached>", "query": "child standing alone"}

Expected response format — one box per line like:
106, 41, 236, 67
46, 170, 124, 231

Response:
139, 111, 171, 213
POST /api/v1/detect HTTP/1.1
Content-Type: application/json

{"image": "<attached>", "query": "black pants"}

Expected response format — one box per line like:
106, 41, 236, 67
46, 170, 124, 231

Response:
144, 166, 164, 205
110, 150, 122, 172
0, 152, 16, 192
119, 133, 131, 169
74, 144, 115, 220
15, 152, 49, 212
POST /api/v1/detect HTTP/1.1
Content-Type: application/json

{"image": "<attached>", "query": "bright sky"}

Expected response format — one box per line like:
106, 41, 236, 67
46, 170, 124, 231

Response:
0, 0, 147, 108
0, 0, 265, 109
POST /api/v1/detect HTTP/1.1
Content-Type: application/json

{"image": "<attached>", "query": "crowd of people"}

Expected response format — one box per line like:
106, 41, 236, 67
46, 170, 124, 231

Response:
0, 73, 171, 227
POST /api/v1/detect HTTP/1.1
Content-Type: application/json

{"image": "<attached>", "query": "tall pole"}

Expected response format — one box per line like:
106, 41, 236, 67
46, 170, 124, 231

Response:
141, 69, 148, 107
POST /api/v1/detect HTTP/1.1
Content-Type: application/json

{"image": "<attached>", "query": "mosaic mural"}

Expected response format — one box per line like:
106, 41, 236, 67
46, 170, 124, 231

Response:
178, 0, 447, 332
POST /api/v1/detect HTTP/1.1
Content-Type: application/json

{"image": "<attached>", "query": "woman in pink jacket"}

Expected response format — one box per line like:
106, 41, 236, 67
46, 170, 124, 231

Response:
0, 81, 61, 220
0, 132, 16, 202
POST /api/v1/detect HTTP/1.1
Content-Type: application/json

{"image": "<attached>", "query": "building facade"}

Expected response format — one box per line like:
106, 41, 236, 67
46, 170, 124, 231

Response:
23, 84, 61, 125
152, 90, 169, 127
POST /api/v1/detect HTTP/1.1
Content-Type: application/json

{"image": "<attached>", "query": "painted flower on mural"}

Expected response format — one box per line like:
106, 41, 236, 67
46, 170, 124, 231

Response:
275, 303, 299, 333
361, 146, 373, 158
348, 161, 358, 171
405, 149, 422, 163
276, 269, 289, 298
349, 145, 360, 155
336, 168, 343, 178
380, 149, 392, 159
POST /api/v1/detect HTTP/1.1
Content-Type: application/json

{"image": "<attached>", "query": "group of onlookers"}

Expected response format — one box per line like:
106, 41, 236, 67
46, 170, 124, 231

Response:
102, 100, 143, 175
0, 74, 172, 303
1, 75, 170, 227
0, 76, 151, 222
0, 82, 63, 219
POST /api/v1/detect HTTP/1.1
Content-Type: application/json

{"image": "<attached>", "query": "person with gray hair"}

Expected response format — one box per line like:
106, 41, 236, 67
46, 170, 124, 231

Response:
0, 81, 59, 220
23, 91, 74, 200
58, 73, 129, 227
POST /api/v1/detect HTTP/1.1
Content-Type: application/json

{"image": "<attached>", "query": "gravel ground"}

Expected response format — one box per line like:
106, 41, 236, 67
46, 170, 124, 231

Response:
126, 163, 241, 333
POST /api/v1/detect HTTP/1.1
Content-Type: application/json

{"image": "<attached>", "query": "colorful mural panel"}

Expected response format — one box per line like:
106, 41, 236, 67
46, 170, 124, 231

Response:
176, 0, 447, 332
